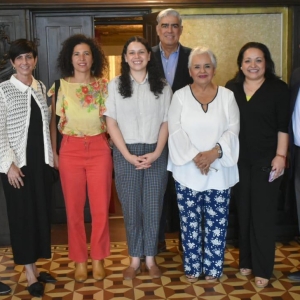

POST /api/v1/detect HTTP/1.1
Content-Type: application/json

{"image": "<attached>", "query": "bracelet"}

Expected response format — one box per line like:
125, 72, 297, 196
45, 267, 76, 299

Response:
276, 153, 286, 159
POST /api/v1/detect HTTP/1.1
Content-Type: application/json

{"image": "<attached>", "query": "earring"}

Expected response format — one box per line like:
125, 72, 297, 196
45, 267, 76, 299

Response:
12, 66, 15, 70
33, 65, 36, 69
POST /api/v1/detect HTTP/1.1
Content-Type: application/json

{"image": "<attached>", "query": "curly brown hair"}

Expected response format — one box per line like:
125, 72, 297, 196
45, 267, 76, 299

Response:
57, 34, 108, 78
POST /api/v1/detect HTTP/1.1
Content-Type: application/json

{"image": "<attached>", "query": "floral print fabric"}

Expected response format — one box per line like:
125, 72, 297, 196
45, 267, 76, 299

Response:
47, 78, 108, 136
175, 180, 230, 278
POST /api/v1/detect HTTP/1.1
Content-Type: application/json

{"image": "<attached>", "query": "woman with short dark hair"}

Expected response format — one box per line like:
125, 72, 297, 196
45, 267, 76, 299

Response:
0, 39, 55, 297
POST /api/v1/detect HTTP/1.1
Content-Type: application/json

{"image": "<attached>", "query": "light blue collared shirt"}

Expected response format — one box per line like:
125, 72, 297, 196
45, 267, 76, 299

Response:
159, 43, 180, 87
293, 87, 300, 146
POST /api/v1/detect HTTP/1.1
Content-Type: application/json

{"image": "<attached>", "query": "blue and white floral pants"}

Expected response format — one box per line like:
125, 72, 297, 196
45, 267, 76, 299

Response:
175, 180, 230, 278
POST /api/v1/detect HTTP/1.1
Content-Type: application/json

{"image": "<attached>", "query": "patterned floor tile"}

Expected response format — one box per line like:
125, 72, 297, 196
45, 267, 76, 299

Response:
1, 240, 300, 299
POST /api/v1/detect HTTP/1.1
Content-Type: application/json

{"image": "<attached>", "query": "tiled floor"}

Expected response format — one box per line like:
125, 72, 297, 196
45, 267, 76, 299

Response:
1, 234, 300, 300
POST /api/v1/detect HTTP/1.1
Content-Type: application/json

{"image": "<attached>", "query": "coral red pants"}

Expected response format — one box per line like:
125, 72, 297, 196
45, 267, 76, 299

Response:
59, 133, 112, 262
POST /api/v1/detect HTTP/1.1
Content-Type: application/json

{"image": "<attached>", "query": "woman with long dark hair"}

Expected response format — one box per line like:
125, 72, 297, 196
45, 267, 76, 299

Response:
105, 36, 172, 280
226, 42, 289, 288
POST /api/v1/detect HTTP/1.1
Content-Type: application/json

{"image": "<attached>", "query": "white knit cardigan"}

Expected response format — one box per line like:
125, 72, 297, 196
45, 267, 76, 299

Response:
0, 75, 54, 174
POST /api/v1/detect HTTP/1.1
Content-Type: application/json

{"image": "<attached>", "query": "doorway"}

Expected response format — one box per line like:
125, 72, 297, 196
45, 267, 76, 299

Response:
94, 17, 143, 80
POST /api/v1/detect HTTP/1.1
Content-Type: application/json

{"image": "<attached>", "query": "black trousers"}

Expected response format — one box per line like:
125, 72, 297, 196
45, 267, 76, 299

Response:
234, 161, 282, 279
1, 98, 52, 265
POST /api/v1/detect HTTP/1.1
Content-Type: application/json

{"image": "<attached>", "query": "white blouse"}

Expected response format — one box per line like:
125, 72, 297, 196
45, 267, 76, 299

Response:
167, 85, 240, 192
105, 75, 172, 144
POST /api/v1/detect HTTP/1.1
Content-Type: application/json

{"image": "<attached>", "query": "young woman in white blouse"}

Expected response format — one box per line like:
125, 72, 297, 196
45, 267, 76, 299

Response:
168, 46, 240, 283
105, 36, 172, 280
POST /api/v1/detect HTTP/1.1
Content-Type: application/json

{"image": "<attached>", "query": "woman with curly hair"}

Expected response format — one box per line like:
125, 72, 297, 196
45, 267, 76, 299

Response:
105, 36, 172, 280
48, 34, 113, 282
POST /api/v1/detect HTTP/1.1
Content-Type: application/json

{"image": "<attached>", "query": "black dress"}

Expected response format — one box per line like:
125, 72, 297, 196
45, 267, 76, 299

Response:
1, 96, 52, 265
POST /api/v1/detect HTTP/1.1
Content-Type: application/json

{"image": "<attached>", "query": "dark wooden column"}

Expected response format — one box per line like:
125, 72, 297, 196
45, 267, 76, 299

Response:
292, 6, 300, 70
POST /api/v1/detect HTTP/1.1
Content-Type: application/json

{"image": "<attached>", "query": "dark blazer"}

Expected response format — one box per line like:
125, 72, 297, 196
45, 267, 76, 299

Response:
289, 67, 300, 173
152, 44, 193, 93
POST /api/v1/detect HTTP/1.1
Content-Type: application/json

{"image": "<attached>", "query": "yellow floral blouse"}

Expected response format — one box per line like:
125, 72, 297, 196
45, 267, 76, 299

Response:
47, 78, 108, 136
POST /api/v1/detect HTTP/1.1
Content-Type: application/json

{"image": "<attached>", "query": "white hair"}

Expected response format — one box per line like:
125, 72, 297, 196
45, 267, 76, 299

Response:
156, 8, 182, 26
188, 46, 217, 69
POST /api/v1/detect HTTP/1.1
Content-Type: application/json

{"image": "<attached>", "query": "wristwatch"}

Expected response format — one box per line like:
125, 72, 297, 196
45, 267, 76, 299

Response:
215, 144, 222, 158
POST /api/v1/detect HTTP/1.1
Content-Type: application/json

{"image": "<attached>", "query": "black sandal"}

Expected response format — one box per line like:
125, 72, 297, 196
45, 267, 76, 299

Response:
27, 282, 44, 298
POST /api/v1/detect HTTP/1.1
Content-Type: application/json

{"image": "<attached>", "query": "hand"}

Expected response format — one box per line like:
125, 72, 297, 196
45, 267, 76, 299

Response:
270, 155, 285, 180
193, 153, 209, 175
193, 149, 218, 175
137, 152, 159, 169
7, 163, 25, 189
125, 154, 151, 170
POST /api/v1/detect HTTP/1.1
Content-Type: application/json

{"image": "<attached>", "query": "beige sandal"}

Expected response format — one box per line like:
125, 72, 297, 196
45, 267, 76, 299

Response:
255, 277, 269, 288
186, 275, 198, 283
240, 268, 252, 276
205, 275, 218, 282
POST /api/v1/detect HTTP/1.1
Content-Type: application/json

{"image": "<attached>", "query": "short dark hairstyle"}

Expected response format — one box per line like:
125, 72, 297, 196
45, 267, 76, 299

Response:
9, 39, 37, 62
57, 34, 108, 78
118, 36, 166, 98
233, 42, 279, 82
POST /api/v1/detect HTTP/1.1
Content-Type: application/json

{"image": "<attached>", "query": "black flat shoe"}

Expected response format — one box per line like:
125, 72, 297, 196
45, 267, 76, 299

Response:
37, 272, 57, 283
0, 282, 11, 295
288, 270, 300, 281
27, 282, 44, 298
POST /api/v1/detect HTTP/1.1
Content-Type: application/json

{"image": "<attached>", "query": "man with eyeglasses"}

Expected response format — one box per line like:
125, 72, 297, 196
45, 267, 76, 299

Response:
152, 8, 193, 253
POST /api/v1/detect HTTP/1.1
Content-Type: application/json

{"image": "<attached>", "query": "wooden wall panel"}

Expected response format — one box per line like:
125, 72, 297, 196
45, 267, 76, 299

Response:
292, 6, 300, 70
1, 0, 300, 9
0, 10, 27, 41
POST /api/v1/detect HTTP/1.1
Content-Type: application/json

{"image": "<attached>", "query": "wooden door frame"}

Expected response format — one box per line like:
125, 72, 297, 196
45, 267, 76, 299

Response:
31, 8, 152, 79
2, 0, 300, 9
